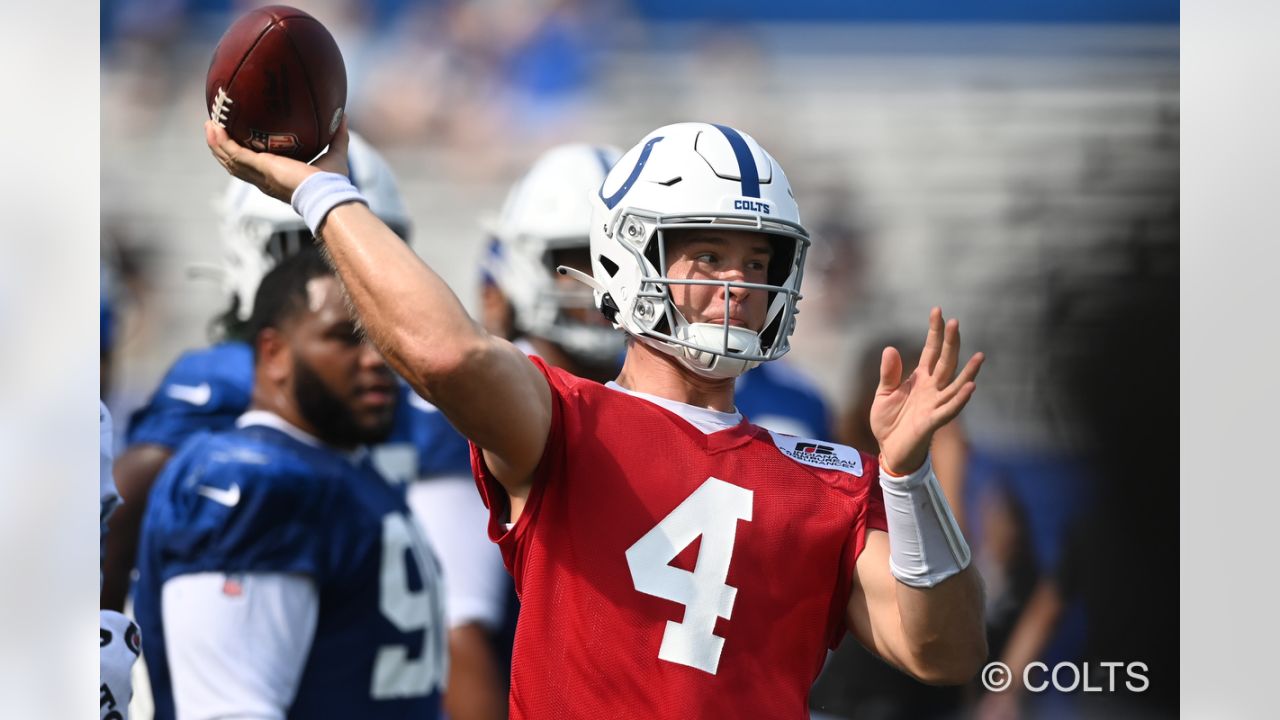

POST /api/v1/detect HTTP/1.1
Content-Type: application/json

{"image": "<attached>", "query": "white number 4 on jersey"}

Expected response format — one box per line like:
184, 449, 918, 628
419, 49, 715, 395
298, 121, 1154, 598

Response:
625, 477, 753, 674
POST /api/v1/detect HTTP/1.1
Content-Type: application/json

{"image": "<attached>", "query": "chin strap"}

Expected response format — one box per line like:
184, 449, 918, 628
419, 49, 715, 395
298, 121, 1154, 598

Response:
673, 322, 761, 378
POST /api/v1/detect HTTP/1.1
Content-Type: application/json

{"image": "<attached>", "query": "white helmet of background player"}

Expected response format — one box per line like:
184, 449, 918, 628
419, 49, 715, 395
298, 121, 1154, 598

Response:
576, 122, 810, 379
484, 143, 625, 364
218, 131, 412, 321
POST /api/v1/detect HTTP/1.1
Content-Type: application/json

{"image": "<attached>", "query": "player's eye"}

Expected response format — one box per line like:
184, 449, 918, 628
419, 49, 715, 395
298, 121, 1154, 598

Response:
329, 325, 362, 345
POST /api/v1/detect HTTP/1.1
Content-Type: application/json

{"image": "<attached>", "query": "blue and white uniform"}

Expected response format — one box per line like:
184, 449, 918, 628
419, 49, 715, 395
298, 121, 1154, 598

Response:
127, 342, 510, 633
134, 411, 446, 720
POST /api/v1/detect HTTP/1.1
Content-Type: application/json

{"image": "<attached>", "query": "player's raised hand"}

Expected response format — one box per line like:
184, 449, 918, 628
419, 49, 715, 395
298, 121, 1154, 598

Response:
871, 307, 983, 475
204, 118, 351, 204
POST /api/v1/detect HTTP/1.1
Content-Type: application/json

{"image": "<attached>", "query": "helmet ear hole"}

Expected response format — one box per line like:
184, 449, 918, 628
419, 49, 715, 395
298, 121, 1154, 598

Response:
766, 235, 796, 288
598, 256, 620, 277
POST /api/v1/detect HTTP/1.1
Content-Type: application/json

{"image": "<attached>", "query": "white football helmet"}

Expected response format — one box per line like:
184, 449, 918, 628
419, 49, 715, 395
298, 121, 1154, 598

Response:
575, 122, 810, 379
484, 143, 626, 364
218, 131, 412, 321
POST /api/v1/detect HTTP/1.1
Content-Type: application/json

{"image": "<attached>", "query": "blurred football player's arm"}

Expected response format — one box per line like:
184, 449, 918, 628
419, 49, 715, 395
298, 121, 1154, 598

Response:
447, 624, 508, 720
101, 444, 172, 611
205, 121, 551, 510
162, 572, 318, 720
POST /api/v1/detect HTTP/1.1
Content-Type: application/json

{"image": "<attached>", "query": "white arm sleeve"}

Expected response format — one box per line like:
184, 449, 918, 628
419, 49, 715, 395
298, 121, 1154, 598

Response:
407, 476, 509, 630
879, 456, 972, 588
161, 573, 319, 720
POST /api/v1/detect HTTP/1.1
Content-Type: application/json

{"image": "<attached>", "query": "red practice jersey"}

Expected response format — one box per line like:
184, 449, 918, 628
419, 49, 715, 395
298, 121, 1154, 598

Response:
472, 357, 888, 719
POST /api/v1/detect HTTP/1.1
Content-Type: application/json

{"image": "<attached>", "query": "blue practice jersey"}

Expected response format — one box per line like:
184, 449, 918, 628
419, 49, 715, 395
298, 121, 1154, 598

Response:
135, 423, 446, 720
127, 341, 472, 480
734, 360, 832, 440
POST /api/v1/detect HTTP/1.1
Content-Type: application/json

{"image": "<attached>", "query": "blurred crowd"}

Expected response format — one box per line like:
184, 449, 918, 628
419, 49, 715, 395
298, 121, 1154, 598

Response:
100, 1, 1178, 718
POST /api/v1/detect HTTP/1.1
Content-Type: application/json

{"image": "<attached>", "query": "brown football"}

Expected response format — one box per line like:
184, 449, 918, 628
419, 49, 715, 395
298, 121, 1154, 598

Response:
205, 5, 346, 161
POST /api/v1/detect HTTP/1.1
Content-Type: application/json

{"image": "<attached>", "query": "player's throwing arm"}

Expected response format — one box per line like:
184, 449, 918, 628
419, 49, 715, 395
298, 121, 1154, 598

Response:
205, 121, 551, 510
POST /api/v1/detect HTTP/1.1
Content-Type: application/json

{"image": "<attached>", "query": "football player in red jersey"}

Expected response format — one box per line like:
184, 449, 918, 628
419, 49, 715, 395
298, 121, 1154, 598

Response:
206, 118, 987, 719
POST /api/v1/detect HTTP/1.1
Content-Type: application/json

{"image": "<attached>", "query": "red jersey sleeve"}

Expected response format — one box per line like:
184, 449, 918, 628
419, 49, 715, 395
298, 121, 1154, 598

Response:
469, 355, 573, 595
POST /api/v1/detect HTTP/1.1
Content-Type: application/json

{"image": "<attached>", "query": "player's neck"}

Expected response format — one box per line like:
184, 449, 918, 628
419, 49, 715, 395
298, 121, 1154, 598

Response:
615, 341, 736, 413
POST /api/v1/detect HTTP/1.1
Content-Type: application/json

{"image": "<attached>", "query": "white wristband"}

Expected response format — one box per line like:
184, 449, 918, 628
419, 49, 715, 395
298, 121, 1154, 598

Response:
290, 171, 367, 237
879, 455, 971, 588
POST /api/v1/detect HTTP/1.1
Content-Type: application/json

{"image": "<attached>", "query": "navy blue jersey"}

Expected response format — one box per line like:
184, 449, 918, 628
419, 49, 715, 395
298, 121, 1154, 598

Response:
126, 342, 253, 447
734, 361, 832, 440
127, 341, 472, 480
135, 423, 446, 720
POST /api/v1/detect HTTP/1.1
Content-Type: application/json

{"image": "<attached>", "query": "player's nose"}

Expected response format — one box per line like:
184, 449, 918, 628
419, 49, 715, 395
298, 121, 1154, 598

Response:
358, 338, 388, 369
715, 265, 752, 298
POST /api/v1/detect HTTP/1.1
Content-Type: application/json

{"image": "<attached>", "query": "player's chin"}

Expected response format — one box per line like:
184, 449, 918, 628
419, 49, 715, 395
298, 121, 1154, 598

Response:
350, 393, 396, 437
352, 410, 396, 445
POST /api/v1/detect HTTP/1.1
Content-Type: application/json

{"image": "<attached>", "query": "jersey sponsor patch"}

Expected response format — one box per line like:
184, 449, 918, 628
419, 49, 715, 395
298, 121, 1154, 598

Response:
766, 431, 864, 476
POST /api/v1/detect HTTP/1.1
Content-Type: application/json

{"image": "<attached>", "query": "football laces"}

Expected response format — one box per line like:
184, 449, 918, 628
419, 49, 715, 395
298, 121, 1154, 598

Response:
210, 87, 233, 128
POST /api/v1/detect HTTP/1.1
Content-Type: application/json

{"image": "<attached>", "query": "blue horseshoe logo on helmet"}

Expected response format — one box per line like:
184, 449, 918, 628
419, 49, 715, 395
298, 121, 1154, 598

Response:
599, 136, 664, 210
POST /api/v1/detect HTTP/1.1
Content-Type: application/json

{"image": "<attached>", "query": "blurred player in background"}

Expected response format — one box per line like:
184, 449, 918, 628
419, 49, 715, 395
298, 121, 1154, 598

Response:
102, 132, 411, 610
134, 248, 446, 720
207, 119, 987, 718
100, 132, 472, 610
102, 131, 494, 716
480, 143, 626, 382
101, 402, 141, 720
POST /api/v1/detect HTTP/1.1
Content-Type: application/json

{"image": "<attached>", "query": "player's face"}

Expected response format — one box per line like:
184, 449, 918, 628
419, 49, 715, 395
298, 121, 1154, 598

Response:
662, 229, 773, 333
289, 276, 397, 445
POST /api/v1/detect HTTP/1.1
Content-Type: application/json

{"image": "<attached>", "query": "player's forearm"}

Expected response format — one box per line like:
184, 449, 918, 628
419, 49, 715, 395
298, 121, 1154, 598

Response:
879, 454, 986, 683
445, 624, 508, 720
317, 203, 488, 393
101, 445, 171, 610
893, 566, 987, 684
101, 504, 142, 611
316, 203, 551, 481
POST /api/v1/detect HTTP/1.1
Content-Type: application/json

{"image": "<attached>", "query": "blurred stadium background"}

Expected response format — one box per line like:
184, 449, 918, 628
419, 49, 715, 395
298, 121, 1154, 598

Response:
100, 0, 1177, 717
